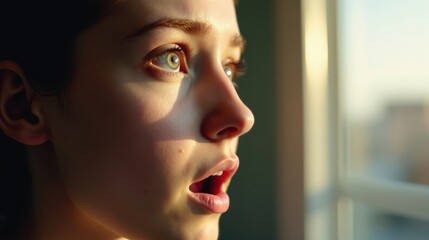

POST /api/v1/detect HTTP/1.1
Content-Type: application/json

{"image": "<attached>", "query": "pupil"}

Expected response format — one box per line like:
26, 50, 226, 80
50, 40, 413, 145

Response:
170, 54, 179, 64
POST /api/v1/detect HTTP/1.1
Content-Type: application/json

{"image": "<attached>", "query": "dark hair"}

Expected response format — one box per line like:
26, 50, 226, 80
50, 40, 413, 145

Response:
0, 1, 117, 94
0, 1, 117, 238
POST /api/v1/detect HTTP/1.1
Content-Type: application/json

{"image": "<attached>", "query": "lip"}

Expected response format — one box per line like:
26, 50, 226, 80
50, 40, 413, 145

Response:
188, 158, 239, 214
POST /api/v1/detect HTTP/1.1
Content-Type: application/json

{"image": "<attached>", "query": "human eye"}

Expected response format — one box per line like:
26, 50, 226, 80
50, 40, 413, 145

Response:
144, 44, 189, 78
223, 59, 246, 87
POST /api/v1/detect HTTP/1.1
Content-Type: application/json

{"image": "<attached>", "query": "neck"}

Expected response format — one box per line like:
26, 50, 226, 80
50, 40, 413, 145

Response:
24, 142, 120, 240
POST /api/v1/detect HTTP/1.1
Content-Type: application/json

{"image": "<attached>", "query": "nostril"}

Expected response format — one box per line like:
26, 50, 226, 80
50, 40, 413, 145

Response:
217, 127, 238, 138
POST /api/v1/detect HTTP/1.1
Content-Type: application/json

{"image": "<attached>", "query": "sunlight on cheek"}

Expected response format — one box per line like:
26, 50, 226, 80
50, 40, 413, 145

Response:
115, 238, 129, 240
124, 82, 182, 124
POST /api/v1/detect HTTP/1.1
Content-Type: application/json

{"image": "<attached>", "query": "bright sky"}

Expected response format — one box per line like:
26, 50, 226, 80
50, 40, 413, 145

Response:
338, 0, 429, 122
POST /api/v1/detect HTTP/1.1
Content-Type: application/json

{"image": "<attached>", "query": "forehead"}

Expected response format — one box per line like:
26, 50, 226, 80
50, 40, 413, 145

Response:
111, 0, 240, 36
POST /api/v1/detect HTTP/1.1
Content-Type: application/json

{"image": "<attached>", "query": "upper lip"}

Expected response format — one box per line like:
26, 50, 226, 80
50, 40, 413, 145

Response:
189, 156, 240, 192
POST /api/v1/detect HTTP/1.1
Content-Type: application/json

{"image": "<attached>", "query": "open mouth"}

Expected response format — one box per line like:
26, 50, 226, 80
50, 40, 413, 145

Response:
188, 160, 239, 213
189, 171, 227, 195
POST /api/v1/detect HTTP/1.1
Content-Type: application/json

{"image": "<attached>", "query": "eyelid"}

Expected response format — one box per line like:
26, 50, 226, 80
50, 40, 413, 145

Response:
143, 43, 191, 74
221, 58, 246, 89
224, 59, 246, 78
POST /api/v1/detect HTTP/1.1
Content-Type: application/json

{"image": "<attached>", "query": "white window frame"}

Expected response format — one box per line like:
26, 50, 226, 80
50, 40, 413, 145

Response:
276, 0, 429, 239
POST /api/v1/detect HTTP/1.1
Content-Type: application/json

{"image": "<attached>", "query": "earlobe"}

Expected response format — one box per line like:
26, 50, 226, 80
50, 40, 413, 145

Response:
0, 60, 50, 145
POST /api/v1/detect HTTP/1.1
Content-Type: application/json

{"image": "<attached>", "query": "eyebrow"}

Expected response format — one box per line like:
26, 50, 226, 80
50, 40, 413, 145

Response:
231, 34, 246, 53
128, 18, 246, 52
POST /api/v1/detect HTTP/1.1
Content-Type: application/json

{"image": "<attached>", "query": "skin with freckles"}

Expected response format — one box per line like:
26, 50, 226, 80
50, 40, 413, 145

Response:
0, 0, 254, 239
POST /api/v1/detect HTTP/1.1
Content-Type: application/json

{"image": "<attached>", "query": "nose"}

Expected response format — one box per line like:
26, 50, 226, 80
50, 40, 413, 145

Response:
200, 76, 255, 142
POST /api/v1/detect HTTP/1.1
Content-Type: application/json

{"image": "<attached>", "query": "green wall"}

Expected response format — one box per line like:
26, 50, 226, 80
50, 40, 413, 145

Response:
220, 1, 277, 239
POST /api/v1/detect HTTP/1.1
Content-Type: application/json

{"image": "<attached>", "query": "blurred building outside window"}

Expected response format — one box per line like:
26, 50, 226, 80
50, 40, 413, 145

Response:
303, 0, 429, 239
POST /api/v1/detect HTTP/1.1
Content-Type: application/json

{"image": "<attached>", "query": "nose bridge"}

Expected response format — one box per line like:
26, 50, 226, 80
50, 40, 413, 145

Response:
200, 63, 255, 141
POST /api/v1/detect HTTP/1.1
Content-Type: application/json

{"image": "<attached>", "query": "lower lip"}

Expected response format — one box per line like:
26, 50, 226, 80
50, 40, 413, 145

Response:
189, 192, 230, 214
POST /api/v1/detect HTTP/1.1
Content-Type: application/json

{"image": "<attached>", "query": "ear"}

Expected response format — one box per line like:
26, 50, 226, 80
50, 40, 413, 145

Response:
0, 60, 50, 145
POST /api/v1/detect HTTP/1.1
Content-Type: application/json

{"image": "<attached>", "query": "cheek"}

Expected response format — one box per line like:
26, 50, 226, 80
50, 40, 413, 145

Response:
51, 87, 200, 220
55, 130, 193, 233
48, 70, 210, 231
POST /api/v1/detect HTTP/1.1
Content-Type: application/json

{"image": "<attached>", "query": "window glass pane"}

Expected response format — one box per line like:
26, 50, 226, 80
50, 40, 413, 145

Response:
338, 0, 429, 185
353, 201, 429, 240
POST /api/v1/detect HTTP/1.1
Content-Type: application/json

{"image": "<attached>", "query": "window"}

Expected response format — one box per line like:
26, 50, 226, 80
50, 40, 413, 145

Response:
299, 0, 429, 239
338, 1, 429, 239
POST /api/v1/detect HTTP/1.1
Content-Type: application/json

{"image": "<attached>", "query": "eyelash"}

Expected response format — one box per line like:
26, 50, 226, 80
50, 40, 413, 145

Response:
145, 44, 246, 83
227, 59, 247, 78
148, 45, 189, 74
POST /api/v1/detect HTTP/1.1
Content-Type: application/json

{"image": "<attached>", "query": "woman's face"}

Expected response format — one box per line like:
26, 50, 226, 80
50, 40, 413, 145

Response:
45, 0, 254, 239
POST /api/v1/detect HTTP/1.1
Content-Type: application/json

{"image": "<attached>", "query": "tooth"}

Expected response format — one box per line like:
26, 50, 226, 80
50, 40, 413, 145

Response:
212, 171, 223, 176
